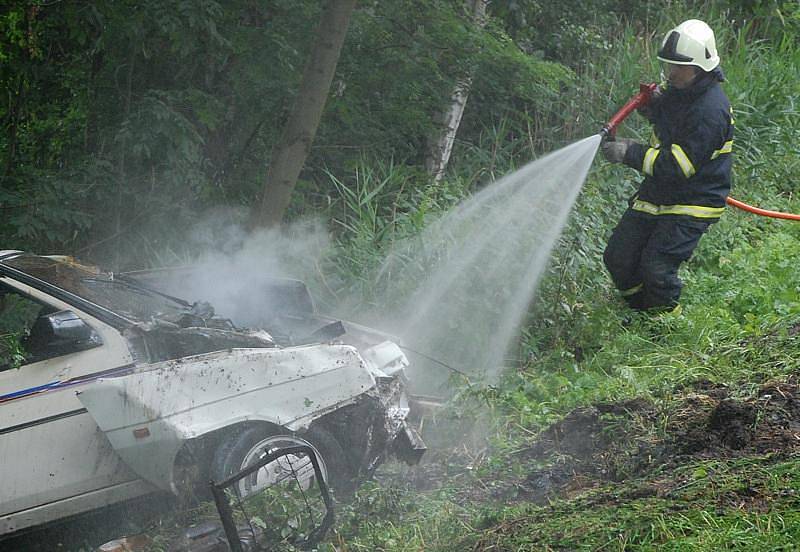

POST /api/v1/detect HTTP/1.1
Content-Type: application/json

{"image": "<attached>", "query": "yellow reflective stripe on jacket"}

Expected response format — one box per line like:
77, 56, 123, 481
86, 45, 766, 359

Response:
642, 147, 661, 176
670, 144, 696, 178
621, 283, 643, 297
632, 199, 725, 219
710, 140, 733, 160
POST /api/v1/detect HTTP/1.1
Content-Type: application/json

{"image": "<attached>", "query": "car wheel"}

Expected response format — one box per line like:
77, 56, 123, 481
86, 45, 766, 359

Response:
210, 425, 353, 497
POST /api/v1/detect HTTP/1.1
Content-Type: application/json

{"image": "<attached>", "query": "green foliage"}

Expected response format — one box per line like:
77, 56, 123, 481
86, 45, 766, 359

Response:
314, 8, 800, 552
489, 0, 658, 63
0, 288, 44, 369
472, 456, 800, 550
0, 0, 320, 261
4, 2, 800, 550
324, 481, 477, 551
312, 156, 464, 315
1, 0, 580, 264
0, 333, 26, 370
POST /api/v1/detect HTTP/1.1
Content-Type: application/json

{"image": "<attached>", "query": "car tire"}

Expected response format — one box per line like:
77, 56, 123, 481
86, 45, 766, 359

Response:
210, 424, 354, 496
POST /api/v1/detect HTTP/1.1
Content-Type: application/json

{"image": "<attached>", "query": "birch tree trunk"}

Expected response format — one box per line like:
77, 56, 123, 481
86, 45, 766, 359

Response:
425, 0, 488, 183
253, 0, 357, 228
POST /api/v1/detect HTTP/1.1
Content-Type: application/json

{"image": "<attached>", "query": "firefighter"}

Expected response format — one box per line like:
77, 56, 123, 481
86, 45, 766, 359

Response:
601, 19, 734, 311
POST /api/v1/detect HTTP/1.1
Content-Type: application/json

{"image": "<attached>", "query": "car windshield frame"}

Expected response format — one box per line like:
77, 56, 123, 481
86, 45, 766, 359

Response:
0, 254, 191, 325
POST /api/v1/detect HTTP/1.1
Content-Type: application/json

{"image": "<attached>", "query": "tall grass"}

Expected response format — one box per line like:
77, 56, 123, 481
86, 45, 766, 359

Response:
320, 12, 800, 551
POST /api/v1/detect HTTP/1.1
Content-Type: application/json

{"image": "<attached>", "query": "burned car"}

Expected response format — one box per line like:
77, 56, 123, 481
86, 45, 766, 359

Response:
0, 251, 424, 536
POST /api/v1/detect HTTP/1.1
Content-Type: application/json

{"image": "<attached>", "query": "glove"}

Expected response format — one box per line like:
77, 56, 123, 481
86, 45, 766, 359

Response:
601, 138, 637, 164
637, 86, 664, 120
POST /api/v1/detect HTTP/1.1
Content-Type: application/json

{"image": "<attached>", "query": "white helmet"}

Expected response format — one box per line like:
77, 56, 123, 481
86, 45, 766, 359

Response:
657, 19, 720, 73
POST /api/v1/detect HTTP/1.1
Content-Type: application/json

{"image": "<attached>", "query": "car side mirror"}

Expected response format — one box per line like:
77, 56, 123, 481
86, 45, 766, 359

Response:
38, 310, 103, 352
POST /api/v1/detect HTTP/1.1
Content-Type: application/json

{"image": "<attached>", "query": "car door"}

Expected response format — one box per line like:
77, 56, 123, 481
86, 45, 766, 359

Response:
0, 277, 145, 529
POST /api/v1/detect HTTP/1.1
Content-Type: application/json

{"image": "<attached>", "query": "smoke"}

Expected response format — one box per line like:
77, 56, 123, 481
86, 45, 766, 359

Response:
152, 211, 332, 327
148, 136, 600, 396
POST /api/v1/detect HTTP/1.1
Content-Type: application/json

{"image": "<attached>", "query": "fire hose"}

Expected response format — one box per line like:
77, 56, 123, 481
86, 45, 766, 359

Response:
602, 84, 800, 221
724, 197, 800, 221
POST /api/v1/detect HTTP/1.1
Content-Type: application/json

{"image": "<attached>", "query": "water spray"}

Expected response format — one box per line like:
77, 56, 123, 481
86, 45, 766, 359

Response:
605, 84, 800, 221
388, 135, 600, 392
398, 344, 472, 383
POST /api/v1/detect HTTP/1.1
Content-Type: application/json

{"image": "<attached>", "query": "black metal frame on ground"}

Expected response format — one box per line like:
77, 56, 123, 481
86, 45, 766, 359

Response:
210, 445, 335, 552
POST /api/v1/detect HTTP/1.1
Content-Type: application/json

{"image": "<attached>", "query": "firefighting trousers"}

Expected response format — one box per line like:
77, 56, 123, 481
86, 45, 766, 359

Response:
603, 209, 712, 310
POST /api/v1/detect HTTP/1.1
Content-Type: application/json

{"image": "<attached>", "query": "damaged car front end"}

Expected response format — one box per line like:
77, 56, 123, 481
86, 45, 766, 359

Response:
0, 252, 424, 536
78, 339, 422, 495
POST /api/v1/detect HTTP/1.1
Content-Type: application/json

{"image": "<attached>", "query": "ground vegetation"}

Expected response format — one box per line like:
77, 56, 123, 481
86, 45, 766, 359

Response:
2, 0, 800, 550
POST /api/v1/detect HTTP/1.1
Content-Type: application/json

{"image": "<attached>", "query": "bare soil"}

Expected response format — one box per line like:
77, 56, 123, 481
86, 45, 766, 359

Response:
515, 376, 800, 503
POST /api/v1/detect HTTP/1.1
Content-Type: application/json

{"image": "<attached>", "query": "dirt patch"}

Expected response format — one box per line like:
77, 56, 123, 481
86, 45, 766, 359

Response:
517, 377, 800, 503
521, 398, 658, 484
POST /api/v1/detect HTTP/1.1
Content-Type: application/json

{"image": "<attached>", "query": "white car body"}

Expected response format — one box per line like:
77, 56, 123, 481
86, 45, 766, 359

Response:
0, 252, 421, 536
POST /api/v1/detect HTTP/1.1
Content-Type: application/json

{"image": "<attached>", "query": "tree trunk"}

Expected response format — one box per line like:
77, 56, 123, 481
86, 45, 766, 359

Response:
253, 0, 357, 228
425, 0, 487, 183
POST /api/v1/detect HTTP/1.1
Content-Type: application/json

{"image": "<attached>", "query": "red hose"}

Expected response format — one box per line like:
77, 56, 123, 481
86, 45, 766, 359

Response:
726, 196, 800, 221
601, 83, 659, 139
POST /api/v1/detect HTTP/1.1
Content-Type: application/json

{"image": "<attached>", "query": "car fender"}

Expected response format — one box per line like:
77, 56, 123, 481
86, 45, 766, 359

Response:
76, 344, 376, 492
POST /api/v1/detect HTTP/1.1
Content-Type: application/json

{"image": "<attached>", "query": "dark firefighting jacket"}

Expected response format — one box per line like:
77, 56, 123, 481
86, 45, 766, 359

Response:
623, 68, 734, 220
